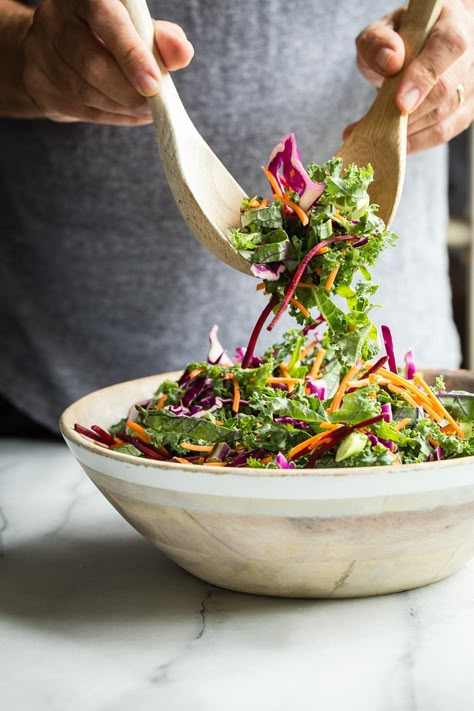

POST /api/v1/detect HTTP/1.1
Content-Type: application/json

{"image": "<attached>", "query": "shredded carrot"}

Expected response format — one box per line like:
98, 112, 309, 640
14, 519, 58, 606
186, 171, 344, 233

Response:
300, 340, 318, 360
267, 376, 304, 385
318, 246, 330, 254
279, 363, 291, 378
275, 192, 309, 226
174, 457, 192, 464
309, 347, 326, 379
295, 281, 318, 289
387, 383, 419, 409
261, 455, 273, 464
290, 298, 310, 318
260, 198, 270, 207
380, 369, 445, 423
155, 394, 167, 409
248, 195, 261, 208
256, 282, 266, 291
394, 417, 412, 431
206, 461, 227, 467
288, 428, 338, 459
230, 374, 241, 413
111, 437, 125, 449
428, 436, 440, 447
348, 376, 391, 388
324, 266, 340, 292
328, 365, 360, 413
413, 373, 465, 439
188, 367, 204, 379
180, 443, 214, 452
319, 422, 343, 430
261, 166, 283, 198
126, 420, 151, 443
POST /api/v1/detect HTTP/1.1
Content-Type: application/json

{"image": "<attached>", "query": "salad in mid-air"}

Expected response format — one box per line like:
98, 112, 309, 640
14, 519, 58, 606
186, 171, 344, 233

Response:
75, 134, 474, 469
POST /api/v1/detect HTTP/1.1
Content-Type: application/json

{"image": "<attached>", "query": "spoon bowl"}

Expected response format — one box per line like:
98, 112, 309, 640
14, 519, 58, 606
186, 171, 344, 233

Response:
123, 0, 251, 274
336, 0, 443, 227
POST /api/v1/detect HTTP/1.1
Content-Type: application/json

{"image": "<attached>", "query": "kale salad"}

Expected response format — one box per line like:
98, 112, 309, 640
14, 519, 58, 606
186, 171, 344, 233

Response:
76, 133, 474, 469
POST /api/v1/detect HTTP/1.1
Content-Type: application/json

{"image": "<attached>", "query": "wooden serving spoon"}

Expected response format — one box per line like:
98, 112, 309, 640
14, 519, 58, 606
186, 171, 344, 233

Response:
122, 0, 251, 274
336, 0, 443, 228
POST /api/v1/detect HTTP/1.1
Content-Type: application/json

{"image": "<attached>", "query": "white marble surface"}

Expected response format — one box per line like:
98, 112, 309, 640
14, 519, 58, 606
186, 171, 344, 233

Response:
1, 439, 474, 711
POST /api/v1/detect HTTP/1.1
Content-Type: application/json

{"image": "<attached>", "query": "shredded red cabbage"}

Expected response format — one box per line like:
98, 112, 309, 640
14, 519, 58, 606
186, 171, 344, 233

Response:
267, 133, 325, 211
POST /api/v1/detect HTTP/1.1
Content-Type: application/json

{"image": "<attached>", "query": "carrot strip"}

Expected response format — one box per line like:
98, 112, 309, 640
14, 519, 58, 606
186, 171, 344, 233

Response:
290, 298, 310, 318
279, 363, 291, 378
394, 417, 412, 431
288, 428, 341, 460
319, 422, 343, 430
174, 457, 192, 464
275, 193, 309, 226
328, 365, 360, 413
260, 455, 273, 464
261, 166, 283, 198
324, 266, 340, 292
231, 375, 240, 413
256, 282, 266, 291
309, 347, 326, 379
413, 373, 465, 439
381, 369, 452, 424
126, 420, 151, 443
295, 282, 318, 289
387, 384, 419, 409
155, 394, 167, 409
300, 340, 318, 360
267, 376, 304, 385
260, 198, 270, 207
206, 462, 227, 467
428, 436, 440, 447
180, 443, 214, 452
248, 196, 261, 208
349, 376, 390, 388
188, 367, 204, 379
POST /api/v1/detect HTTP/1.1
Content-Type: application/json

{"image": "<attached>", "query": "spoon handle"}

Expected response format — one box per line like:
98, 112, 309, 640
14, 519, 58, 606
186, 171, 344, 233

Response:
366, 0, 443, 131
121, 0, 191, 139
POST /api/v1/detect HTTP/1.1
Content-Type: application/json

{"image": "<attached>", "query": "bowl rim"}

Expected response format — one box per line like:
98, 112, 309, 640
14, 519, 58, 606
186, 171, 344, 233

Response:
60, 369, 474, 479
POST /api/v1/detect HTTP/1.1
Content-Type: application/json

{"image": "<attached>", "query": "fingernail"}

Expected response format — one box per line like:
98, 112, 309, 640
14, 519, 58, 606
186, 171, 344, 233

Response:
399, 86, 421, 113
376, 47, 394, 73
136, 71, 160, 97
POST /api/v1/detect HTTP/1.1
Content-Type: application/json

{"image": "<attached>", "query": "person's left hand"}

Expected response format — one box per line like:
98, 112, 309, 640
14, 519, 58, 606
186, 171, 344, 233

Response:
344, 0, 473, 153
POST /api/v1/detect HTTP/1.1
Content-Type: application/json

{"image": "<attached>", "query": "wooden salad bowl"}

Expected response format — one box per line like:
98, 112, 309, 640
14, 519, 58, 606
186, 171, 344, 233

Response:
60, 368, 474, 598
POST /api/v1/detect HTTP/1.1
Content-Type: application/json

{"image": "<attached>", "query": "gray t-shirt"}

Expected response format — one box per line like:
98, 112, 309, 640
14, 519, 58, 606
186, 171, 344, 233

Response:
0, 1, 460, 432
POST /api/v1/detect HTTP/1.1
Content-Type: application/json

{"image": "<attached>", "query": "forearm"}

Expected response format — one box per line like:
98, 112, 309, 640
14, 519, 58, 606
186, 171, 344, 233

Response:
0, 0, 41, 117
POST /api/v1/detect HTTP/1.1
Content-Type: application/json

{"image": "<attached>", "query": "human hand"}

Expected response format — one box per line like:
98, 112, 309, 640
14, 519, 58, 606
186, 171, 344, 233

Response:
344, 0, 472, 153
22, 0, 194, 125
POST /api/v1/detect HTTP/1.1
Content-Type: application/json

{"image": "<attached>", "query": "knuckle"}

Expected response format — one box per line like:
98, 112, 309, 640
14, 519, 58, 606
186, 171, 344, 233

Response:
117, 41, 143, 71
443, 26, 468, 57
435, 75, 450, 101
432, 121, 449, 145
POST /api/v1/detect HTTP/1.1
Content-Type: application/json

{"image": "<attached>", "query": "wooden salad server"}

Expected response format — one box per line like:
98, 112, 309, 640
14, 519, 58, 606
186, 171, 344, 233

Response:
122, 0, 251, 274
336, 0, 443, 227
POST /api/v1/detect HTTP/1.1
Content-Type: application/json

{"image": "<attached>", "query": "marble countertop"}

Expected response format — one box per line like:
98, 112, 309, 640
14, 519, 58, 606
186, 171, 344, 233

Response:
1, 438, 474, 711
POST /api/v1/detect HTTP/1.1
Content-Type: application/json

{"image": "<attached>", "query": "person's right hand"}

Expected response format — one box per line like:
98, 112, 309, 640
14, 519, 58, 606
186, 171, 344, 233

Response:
22, 0, 194, 125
